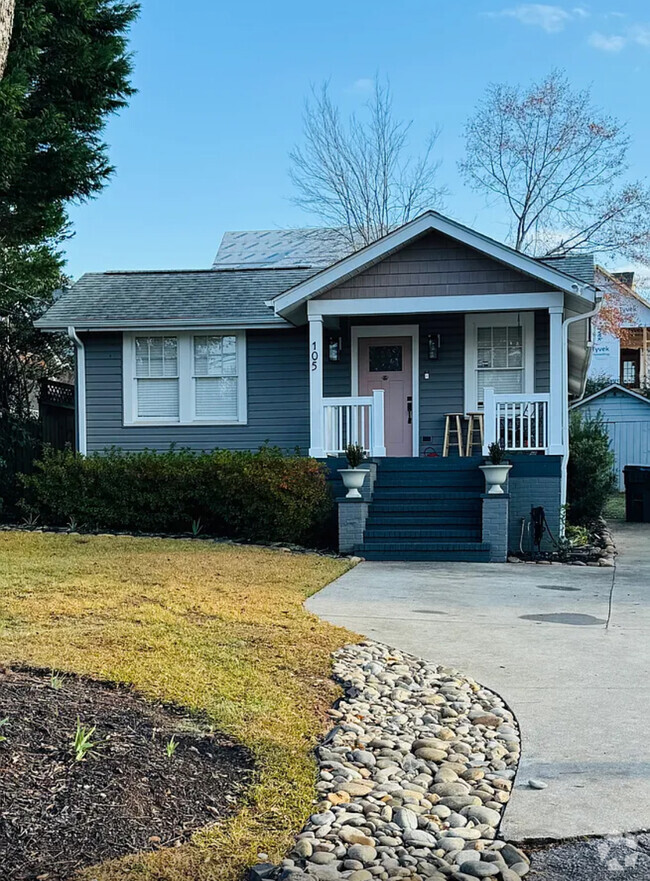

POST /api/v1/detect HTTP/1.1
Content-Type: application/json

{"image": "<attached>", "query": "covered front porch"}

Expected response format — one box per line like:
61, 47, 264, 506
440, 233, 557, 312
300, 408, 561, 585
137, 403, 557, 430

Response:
307, 304, 567, 460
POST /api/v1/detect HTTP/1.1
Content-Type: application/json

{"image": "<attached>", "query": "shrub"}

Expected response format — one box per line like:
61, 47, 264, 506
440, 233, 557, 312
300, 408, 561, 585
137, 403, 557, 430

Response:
20, 446, 334, 546
584, 373, 614, 398
0, 415, 42, 517
567, 411, 616, 526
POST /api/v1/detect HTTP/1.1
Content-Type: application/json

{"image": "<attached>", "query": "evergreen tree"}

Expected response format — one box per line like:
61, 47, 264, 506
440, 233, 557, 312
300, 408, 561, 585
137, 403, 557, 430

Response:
0, 0, 139, 422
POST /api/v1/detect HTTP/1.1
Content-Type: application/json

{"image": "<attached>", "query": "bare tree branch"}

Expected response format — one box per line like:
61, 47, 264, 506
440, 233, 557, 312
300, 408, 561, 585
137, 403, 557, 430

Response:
459, 70, 650, 264
289, 78, 446, 245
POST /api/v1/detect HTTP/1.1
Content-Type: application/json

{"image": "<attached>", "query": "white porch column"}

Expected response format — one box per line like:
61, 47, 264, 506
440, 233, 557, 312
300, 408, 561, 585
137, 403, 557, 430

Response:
371, 389, 387, 457
308, 313, 326, 457
548, 306, 565, 455
482, 387, 497, 455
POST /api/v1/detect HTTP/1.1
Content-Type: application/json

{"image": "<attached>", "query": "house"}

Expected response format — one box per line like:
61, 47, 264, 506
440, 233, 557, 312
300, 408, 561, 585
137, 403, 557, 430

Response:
588, 267, 650, 390
36, 211, 601, 561
571, 384, 650, 490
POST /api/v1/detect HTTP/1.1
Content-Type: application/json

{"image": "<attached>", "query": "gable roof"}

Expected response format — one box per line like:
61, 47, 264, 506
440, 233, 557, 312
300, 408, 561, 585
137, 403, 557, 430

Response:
271, 212, 599, 321
571, 383, 650, 409
36, 267, 315, 331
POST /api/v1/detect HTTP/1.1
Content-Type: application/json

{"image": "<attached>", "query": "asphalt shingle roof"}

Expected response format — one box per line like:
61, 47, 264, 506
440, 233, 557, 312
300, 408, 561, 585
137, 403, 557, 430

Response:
36, 267, 316, 329
538, 254, 595, 285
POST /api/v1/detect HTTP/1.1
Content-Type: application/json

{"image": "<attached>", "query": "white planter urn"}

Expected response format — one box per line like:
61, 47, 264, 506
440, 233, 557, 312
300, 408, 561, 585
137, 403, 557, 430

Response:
339, 468, 367, 499
479, 463, 512, 495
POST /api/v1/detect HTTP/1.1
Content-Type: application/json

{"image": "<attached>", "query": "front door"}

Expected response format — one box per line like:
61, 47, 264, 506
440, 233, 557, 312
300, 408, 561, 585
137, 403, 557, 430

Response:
359, 336, 413, 456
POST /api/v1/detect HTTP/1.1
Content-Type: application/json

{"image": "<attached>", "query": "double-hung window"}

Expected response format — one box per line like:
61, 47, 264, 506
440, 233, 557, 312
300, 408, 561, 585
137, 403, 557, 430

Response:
125, 332, 247, 425
465, 313, 534, 411
193, 335, 239, 421
134, 336, 179, 419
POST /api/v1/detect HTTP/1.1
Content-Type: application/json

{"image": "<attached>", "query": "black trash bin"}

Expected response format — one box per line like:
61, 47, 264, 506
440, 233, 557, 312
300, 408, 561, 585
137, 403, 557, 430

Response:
624, 465, 650, 522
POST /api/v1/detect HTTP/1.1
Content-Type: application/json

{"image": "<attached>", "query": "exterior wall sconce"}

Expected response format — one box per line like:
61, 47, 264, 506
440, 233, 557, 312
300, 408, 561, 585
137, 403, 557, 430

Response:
328, 336, 342, 362
427, 333, 440, 360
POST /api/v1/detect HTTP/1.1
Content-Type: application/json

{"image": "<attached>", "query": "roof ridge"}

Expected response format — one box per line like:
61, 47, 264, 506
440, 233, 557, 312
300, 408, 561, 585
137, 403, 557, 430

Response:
95, 267, 314, 277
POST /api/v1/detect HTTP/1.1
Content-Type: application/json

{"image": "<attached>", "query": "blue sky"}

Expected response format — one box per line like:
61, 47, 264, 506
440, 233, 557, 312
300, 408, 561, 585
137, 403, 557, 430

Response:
64, 1, 650, 279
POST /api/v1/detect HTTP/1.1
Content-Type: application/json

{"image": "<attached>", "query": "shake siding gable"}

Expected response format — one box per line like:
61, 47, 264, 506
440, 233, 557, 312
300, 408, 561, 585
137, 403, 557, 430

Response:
316, 231, 556, 300
84, 330, 310, 454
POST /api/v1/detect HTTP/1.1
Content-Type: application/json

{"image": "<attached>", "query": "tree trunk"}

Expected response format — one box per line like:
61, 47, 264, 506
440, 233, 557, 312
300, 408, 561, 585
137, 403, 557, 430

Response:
0, 0, 15, 79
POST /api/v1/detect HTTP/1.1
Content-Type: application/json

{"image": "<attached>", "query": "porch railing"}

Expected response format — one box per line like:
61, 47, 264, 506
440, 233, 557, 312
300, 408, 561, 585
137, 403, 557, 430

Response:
322, 389, 386, 456
483, 387, 551, 453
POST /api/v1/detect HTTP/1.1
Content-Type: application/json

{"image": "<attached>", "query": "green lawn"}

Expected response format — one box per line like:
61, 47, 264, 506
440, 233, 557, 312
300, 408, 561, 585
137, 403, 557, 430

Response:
603, 492, 626, 521
0, 532, 355, 881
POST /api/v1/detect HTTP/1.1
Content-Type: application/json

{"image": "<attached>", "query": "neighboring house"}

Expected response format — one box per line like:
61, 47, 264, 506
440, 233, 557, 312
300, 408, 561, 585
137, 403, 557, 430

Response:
588, 267, 650, 390
571, 384, 650, 490
36, 211, 601, 560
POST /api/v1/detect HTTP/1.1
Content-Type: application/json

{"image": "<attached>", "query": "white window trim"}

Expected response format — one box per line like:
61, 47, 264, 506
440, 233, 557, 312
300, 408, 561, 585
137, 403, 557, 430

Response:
464, 312, 534, 414
123, 331, 247, 426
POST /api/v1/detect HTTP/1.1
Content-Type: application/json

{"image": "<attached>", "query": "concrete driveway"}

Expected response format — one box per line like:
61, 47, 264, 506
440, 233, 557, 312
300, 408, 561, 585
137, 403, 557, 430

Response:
307, 522, 650, 842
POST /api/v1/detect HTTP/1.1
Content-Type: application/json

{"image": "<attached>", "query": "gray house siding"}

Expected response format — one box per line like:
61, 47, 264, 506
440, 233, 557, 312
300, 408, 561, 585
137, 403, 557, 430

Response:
317, 231, 556, 300
322, 310, 551, 455
573, 388, 650, 489
83, 330, 310, 454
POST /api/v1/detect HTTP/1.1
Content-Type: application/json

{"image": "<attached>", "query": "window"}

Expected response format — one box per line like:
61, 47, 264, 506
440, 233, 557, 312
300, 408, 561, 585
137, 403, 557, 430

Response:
476, 325, 523, 401
465, 313, 534, 412
193, 335, 239, 421
135, 336, 179, 419
369, 345, 403, 372
124, 332, 247, 425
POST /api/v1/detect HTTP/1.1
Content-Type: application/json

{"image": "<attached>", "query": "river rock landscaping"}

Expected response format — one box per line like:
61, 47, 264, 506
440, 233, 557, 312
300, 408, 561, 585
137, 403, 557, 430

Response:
255, 641, 528, 881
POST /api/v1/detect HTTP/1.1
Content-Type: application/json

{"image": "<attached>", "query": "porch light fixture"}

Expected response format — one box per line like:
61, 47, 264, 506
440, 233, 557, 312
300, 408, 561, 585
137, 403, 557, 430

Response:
327, 336, 342, 362
427, 333, 440, 361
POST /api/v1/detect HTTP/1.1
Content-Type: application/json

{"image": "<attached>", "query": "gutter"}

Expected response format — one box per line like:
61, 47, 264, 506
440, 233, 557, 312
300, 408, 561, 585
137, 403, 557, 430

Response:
560, 292, 604, 514
67, 326, 87, 455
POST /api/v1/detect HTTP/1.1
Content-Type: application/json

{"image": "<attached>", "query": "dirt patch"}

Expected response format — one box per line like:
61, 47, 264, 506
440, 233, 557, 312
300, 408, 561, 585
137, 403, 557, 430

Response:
0, 667, 252, 881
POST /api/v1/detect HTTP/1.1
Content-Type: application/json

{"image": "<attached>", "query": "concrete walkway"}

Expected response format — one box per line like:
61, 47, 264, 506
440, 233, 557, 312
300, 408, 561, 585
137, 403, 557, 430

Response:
307, 522, 650, 842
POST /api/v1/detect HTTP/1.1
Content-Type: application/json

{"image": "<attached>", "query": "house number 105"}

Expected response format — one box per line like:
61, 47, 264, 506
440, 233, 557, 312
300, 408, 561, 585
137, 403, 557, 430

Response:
311, 341, 319, 371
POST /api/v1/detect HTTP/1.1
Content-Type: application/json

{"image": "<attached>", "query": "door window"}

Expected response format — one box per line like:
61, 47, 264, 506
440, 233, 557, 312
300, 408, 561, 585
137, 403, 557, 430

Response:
369, 345, 403, 372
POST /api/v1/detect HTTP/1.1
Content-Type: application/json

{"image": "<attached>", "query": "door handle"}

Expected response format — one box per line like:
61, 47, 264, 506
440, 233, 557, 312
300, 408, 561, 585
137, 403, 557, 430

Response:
407, 396, 413, 425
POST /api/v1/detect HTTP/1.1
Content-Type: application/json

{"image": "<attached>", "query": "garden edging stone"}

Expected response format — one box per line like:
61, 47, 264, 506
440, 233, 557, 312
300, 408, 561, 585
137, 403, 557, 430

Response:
253, 641, 529, 881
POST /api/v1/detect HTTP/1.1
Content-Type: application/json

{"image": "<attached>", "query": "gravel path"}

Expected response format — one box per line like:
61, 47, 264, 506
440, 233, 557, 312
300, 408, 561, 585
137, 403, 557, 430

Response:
254, 641, 530, 881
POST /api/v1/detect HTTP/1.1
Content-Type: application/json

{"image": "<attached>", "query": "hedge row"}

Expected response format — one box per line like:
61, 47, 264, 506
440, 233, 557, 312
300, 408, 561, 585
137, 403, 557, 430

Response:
20, 447, 334, 545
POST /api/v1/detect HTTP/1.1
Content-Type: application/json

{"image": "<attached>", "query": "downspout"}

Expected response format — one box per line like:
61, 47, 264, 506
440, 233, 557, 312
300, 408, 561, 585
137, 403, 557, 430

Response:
67, 326, 87, 455
561, 293, 603, 516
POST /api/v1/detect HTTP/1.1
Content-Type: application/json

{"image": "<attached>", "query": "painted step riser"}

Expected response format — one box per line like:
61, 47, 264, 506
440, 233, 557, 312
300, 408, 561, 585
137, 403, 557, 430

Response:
359, 541, 490, 551
365, 531, 482, 540
376, 458, 483, 469
371, 504, 481, 515
375, 478, 484, 489
373, 489, 480, 499
357, 551, 491, 562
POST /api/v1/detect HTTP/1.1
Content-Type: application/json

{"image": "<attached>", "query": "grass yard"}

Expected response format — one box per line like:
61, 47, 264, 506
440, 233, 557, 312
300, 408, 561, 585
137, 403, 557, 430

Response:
604, 492, 626, 521
0, 532, 355, 881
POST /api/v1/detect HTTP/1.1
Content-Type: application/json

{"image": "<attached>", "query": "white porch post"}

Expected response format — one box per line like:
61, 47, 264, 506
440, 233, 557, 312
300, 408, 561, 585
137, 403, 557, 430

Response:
371, 389, 387, 457
308, 313, 326, 457
548, 306, 565, 455
482, 387, 497, 455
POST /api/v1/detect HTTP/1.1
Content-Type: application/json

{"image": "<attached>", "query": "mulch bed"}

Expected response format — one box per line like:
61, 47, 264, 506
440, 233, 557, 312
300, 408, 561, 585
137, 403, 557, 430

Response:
0, 667, 252, 881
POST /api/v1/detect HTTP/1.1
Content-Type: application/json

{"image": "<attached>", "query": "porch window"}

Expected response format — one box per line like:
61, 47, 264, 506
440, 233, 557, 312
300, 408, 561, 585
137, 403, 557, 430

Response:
464, 312, 534, 413
476, 326, 524, 402
193, 335, 239, 420
135, 336, 179, 419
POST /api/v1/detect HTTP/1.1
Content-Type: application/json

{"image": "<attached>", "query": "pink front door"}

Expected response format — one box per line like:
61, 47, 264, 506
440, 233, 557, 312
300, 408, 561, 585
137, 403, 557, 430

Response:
359, 336, 413, 456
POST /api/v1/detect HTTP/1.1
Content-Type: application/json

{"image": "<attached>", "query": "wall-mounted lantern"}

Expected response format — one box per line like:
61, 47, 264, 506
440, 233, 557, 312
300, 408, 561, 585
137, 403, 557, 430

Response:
427, 333, 440, 361
327, 336, 342, 362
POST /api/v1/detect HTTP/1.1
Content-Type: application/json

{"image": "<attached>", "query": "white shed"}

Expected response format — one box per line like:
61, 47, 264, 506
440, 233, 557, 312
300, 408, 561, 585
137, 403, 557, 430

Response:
571, 384, 650, 490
